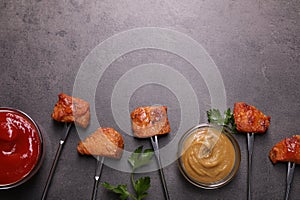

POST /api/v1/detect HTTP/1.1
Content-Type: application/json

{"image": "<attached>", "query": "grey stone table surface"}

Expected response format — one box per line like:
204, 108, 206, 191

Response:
0, 0, 299, 200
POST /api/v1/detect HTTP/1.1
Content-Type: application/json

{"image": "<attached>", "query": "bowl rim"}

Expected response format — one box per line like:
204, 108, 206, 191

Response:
0, 107, 45, 190
177, 123, 241, 189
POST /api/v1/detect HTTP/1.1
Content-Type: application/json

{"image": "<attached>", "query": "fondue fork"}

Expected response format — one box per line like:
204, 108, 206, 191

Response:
285, 161, 295, 200
247, 132, 254, 200
150, 135, 170, 200
42, 123, 73, 200
91, 156, 105, 200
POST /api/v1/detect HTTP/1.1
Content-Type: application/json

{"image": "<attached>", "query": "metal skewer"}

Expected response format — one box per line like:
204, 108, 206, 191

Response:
150, 135, 170, 200
247, 132, 254, 200
42, 123, 73, 200
91, 156, 105, 200
285, 161, 295, 200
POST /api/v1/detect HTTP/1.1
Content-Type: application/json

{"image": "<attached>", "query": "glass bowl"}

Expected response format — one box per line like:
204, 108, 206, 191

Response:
177, 123, 241, 189
0, 107, 45, 189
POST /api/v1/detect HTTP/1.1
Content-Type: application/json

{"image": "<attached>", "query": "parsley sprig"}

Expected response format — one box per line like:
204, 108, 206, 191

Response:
128, 146, 154, 172
207, 108, 237, 133
101, 183, 131, 200
102, 146, 154, 200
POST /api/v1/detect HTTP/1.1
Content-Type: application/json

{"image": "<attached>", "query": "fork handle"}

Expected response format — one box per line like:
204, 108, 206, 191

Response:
91, 157, 105, 200
285, 183, 291, 200
247, 133, 254, 200
41, 123, 72, 200
285, 162, 295, 200
41, 139, 64, 200
151, 136, 170, 200
157, 157, 170, 200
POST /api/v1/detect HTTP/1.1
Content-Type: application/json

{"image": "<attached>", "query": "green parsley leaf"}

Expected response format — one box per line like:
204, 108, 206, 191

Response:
207, 108, 238, 133
102, 146, 154, 200
102, 182, 130, 200
207, 109, 227, 125
128, 146, 154, 171
223, 108, 232, 125
133, 176, 151, 200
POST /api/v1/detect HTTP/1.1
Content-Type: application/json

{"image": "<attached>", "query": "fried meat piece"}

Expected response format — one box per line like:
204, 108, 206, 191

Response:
269, 135, 300, 164
233, 102, 270, 133
131, 106, 171, 138
51, 93, 90, 128
77, 127, 124, 159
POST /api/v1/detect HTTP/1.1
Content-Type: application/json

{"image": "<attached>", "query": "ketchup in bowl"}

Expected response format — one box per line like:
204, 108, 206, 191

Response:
0, 108, 44, 188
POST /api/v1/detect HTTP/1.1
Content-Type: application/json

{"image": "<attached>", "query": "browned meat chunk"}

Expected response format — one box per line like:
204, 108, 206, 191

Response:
130, 106, 171, 138
233, 102, 270, 133
269, 135, 300, 164
77, 127, 124, 159
51, 93, 90, 128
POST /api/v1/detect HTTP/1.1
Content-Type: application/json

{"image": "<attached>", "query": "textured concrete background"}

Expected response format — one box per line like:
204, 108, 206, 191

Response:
0, 0, 299, 200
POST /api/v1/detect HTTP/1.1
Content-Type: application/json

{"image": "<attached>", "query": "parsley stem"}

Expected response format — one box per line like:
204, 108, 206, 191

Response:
131, 172, 135, 189
129, 194, 137, 200
130, 172, 138, 200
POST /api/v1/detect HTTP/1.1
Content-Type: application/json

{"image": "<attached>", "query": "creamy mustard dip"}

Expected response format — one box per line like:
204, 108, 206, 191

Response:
181, 127, 235, 183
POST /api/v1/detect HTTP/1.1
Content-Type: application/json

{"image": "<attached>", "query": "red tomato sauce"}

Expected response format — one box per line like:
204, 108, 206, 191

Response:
0, 110, 41, 185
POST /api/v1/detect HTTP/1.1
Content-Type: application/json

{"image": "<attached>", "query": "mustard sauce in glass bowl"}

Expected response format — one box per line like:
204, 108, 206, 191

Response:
178, 124, 241, 189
